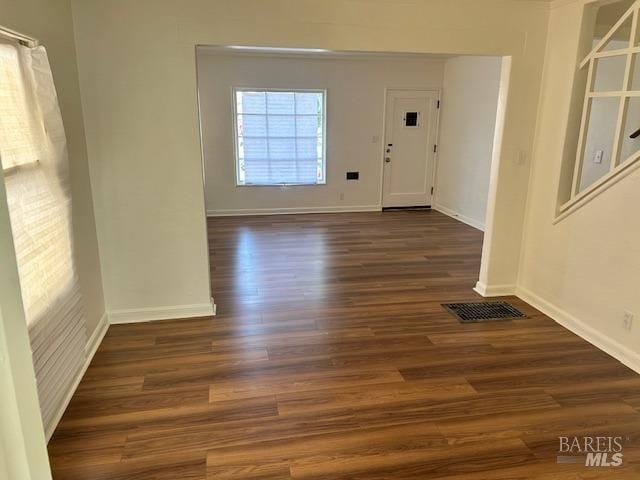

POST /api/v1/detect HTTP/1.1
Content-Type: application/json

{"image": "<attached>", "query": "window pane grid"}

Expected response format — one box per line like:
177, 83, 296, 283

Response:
234, 89, 325, 185
569, 1, 640, 202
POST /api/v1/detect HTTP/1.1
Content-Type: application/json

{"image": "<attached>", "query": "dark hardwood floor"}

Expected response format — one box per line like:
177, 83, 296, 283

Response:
49, 211, 640, 479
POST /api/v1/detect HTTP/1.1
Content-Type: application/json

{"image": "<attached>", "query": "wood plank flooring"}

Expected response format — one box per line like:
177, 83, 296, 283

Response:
49, 211, 640, 479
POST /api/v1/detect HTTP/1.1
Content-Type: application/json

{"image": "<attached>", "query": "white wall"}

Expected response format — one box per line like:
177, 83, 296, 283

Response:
71, 0, 549, 302
434, 56, 502, 230
198, 52, 444, 215
519, 0, 640, 372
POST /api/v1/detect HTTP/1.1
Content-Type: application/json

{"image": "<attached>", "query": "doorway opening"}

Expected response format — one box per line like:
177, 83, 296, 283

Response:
381, 56, 505, 234
195, 47, 511, 303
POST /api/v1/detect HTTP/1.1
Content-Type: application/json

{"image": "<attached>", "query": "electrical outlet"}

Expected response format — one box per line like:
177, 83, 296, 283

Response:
339, 193, 344, 201
623, 310, 634, 331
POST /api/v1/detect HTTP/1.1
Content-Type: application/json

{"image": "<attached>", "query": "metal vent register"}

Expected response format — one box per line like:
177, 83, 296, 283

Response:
442, 301, 527, 323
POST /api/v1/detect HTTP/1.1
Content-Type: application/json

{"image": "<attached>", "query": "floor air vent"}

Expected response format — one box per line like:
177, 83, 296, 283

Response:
442, 301, 527, 323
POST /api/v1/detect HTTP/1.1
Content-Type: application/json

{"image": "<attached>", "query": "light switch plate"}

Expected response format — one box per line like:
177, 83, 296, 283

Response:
594, 150, 604, 164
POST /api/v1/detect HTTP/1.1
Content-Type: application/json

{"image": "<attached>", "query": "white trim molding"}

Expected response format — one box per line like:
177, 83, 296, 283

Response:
85, 312, 109, 359
517, 286, 640, 374
474, 281, 516, 297
207, 205, 381, 217
432, 203, 485, 231
45, 311, 109, 441
108, 301, 216, 325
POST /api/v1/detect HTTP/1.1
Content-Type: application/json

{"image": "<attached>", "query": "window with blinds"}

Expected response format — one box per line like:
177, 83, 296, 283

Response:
233, 89, 326, 185
0, 41, 87, 439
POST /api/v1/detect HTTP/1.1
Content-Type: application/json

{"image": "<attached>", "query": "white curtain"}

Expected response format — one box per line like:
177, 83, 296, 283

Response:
0, 40, 87, 438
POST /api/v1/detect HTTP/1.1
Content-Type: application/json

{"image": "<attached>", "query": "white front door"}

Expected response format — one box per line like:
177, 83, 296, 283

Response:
382, 89, 439, 208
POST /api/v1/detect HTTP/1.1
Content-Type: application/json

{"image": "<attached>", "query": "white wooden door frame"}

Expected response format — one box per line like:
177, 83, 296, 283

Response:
379, 87, 442, 208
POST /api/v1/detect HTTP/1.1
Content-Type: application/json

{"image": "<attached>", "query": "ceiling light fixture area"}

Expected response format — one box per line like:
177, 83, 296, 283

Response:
225, 45, 331, 53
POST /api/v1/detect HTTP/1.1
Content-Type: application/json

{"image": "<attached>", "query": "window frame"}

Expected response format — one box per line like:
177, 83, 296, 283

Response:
559, 0, 640, 215
231, 87, 327, 187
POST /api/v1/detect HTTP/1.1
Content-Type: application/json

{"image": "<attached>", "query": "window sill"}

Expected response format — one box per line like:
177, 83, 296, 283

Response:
554, 151, 640, 224
236, 182, 327, 187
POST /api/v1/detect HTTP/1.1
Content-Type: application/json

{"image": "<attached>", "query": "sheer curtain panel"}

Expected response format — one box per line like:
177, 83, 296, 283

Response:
0, 40, 87, 439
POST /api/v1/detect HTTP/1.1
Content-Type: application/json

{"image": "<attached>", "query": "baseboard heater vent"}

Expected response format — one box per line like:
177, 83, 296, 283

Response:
442, 301, 527, 323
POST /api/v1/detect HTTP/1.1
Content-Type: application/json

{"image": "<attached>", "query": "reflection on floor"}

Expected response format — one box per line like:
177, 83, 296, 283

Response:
49, 211, 640, 479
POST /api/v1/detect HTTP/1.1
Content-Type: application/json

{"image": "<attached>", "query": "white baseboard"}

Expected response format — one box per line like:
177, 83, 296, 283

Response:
46, 310, 109, 441
207, 205, 381, 217
85, 311, 110, 358
516, 285, 640, 374
432, 203, 485, 231
474, 281, 516, 297
108, 301, 216, 324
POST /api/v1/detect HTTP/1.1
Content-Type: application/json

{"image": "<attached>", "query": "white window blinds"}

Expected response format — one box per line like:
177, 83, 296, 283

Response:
234, 89, 326, 185
0, 40, 87, 440
0, 43, 43, 169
